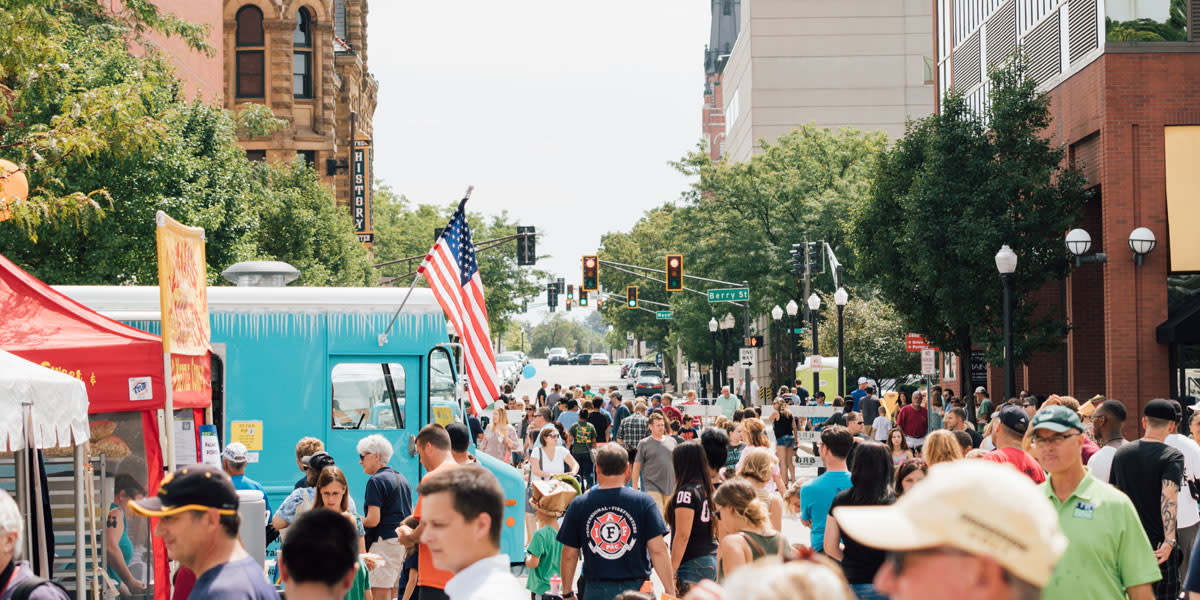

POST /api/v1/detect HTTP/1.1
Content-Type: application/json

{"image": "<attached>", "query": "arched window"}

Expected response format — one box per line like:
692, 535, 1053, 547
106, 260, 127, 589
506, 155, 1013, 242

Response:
235, 6, 265, 97
293, 7, 314, 98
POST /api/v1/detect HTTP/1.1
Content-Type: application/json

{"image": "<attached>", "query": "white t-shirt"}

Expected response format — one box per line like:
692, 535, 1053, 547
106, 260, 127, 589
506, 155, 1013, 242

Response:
1087, 444, 1120, 484
531, 445, 570, 482
872, 416, 891, 442
1166, 433, 1200, 528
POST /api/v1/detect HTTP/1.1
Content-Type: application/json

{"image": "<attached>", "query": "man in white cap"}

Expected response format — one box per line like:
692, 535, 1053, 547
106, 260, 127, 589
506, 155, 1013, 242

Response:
833, 460, 1067, 600
222, 441, 271, 518
1028, 405, 1158, 600
850, 377, 869, 412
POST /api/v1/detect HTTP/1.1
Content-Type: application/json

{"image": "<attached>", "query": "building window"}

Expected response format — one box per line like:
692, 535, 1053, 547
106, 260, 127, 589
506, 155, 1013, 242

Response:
722, 0, 732, 15
235, 6, 265, 98
942, 352, 958, 382
246, 150, 266, 162
334, 0, 347, 42
297, 150, 316, 167
923, 56, 935, 85
293, 7, 314, 98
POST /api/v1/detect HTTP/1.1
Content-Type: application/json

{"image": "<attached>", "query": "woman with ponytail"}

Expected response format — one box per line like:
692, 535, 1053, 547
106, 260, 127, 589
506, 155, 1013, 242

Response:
713, 478, 790, 580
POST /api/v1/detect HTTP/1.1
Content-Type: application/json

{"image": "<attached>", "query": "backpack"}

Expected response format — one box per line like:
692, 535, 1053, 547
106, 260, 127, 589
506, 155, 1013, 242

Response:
10, 576, 67, 600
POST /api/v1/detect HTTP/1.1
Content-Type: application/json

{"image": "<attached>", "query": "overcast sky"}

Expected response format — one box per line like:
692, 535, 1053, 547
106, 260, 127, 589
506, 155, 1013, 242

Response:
369, 2, 710, 320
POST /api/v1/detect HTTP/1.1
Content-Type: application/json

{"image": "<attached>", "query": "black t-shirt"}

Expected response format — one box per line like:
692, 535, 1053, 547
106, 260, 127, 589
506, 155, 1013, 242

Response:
363, 466, 414, 547
828, 489, 896, 584
1111, 440, 1184, 546
557, 486, 668, 581
671, 482, 717, 563
861, 395, 881, 424
588, 411, 612, 443
773, 413, 795, 438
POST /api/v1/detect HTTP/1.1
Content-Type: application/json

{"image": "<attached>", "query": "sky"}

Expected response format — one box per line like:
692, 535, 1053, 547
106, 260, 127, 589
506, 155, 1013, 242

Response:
368, 1, 711, 320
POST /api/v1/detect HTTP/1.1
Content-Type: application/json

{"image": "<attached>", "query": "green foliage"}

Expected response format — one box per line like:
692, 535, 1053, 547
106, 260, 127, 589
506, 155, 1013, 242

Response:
528, 314, 606, 357
370, 186, 549, 338
0, 0, 209, 233
849, 56, 1088, 392
811, 291, 920, 391
1105, 0, 1188, 41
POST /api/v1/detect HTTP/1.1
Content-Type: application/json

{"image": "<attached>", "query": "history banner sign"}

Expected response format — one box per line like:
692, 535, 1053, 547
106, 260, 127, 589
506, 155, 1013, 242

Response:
352, 138, 374, 244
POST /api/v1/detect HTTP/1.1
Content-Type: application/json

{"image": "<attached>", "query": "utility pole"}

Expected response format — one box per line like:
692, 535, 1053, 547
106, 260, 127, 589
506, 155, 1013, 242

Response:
742, 280, 753, 408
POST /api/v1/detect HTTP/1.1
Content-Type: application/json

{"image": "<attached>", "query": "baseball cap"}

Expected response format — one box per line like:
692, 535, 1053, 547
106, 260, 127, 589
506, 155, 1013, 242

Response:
221, 442, 248, 465
833, 460, 1066, 587
974, 386, 987, 394
129, 464, 239, 517
301, 451, 336, 473
1145, 398, 1177, 421
1030, 405, 1084, 433
997, 404, 1030, 434
857, 377, 868, 385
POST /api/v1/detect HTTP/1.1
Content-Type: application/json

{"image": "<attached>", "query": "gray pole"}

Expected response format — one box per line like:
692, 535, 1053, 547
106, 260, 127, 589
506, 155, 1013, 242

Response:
812, 308, 820, 398
837, 303, 845, 398
743, 281, 752, 407
1002, 274, 1015, 402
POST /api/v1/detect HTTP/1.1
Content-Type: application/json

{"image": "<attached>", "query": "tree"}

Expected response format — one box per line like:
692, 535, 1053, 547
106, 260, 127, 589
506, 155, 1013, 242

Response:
849, 56, 1089, 398
0, 0, 208, 234
812, 292, 920, 391
528, 314, 603, 357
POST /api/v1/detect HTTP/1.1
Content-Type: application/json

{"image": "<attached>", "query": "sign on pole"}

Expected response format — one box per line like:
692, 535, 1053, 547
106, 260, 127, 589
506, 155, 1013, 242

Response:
738, 348, 756, 369
921, 348, 938, 376
795, 430, 822, 442
351, 138, 374, 245
707, 288, 750, 303
811, 355, 823, 370
626, 332, 634, 341
796, 454, 824, 468
906, 333, 931, 353
655, 311, 673, 320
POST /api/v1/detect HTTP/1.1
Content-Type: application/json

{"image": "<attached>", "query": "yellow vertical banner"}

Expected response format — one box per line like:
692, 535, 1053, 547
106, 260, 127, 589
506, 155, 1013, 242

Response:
155, 211, 212, 409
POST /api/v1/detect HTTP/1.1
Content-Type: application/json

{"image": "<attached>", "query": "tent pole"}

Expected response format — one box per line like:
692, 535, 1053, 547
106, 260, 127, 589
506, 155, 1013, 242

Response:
86, 461, 101, 600
25, 400, 49, 576
15, 443, 28, 561
163, 353, 176, 471
74, 445, 86, 596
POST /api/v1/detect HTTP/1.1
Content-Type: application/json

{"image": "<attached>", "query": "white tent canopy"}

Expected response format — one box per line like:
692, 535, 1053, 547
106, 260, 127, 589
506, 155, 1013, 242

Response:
0, 350, 89, 452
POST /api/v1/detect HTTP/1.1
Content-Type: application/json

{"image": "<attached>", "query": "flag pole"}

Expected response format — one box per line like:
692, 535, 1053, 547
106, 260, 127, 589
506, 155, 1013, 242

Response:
379, 185, 474, 346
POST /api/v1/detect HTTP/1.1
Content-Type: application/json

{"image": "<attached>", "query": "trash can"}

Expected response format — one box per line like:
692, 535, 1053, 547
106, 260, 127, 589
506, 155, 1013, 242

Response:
236, 489, 267, 566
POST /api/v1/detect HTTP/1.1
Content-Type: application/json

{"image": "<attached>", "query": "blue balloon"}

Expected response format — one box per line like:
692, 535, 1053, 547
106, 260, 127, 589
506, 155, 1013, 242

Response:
522, 364, 537, 379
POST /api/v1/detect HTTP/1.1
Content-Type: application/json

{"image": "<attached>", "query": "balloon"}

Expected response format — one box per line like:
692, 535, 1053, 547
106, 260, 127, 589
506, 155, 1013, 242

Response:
0, 159, 28, 223
522, 364, 537, 379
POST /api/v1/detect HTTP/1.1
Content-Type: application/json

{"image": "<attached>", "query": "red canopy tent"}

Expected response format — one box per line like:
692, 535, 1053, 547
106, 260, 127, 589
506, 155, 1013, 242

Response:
0, 252, 208, 599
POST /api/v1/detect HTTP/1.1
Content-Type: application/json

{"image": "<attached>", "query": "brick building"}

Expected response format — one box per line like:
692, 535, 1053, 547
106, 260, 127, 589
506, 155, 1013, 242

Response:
702, 0, 741, 160
222, 0, 378, 241
933, 0, 1200, 427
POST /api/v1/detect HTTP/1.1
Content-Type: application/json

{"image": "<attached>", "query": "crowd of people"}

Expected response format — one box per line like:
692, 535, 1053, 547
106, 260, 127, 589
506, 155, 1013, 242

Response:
10, 377, 1200, 600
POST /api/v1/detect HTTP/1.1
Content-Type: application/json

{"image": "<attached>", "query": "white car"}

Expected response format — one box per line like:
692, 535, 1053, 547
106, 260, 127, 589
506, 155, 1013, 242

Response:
589, 353, 610, 365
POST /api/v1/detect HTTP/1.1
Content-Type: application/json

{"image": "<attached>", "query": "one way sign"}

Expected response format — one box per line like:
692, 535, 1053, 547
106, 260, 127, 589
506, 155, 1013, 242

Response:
739, 348, 756, 369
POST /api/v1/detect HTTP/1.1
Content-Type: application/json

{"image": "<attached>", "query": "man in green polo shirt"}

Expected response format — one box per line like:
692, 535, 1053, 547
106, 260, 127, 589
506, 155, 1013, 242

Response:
1033, 405, 1160, 600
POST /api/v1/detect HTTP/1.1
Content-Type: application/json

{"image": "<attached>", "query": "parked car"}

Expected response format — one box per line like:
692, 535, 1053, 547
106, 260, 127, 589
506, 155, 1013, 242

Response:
495, 355, 521, 387
634, 374, 664, 397
620, 358, 638, 378
626, 361, 658, 388
548, 348, 570, 365
571, 353, 593, 365
589, 353, 610, 365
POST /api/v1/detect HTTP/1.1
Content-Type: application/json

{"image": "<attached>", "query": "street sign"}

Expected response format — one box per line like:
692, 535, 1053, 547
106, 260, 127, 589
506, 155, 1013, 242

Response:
655, 311, 673, 320
921, 348, 938, 376
793, 327, 805, 334
707, 287, 749, 303
811, 355, 823, 370
626, 332, 634, 341
738, 348, 756, 369
796, 454, 824, 468
906, 333, 930, 352
790, 405, 837, 418
795, 430, 821, 442
726, 366, 736, 378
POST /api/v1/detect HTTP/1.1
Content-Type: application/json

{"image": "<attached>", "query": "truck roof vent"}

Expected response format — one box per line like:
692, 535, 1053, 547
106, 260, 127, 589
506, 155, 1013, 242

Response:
221, 261, 301, 287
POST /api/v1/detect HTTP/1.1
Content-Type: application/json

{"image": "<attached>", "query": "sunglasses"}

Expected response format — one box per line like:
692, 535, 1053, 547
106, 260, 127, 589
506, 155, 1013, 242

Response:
359, 453, 370, 460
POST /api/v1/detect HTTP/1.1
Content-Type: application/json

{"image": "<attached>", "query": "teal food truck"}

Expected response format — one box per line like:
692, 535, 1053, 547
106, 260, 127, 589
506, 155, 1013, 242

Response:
57, 282, 526, 561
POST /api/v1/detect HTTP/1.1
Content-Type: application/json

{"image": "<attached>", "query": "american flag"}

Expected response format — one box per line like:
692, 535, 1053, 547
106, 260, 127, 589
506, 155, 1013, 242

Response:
418, 200, 500, 413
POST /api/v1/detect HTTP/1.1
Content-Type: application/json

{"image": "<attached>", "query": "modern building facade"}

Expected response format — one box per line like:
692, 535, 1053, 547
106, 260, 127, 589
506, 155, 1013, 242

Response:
720, 0, 936, 162
933, 0, 1200, 424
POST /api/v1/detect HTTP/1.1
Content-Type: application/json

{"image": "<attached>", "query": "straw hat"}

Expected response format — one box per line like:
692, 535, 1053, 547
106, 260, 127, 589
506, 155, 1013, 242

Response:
531, 478, 578, 516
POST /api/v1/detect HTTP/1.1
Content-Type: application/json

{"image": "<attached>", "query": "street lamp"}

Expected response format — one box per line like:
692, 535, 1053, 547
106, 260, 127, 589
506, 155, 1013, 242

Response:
771, 305, 784, 389
1128, 227, 1156, 266
1065, 228, 1107, 267
834, 287, 848, 397
995, 244, 1018, 402
786, 300, 799, 387
708, 317, 719, 396
807, 293, 821, 397
720, 313, 735, 394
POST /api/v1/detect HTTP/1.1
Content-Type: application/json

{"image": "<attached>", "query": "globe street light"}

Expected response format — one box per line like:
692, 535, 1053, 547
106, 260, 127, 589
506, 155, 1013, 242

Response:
995, 244, 1018, 402
807, 293, 821, 397
786, 300, 799, 386
771, 305, 784, 389
834, 287, 848, 397
1128, 227, 1156, 266
1065, 228, 1107, 267
709, 317, 720, 395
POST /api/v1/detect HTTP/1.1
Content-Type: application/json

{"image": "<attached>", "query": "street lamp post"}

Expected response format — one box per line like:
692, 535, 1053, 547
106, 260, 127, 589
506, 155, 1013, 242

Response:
720, 312, 736, 399
708, 317, 719, 397
807, 293, 821, 397
786, 300, 798, 388
995, 244, 1018, 402
771, 305, 784, 390
834, 287, 848, 398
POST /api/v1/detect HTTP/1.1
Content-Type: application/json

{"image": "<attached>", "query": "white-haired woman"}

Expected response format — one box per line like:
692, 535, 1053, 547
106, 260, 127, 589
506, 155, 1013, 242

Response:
1, 489, 70, 599
357, 434, 413, 600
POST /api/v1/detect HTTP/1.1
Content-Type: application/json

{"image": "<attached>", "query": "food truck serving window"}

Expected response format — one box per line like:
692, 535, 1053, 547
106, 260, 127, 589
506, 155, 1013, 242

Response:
331, 363, 405, 429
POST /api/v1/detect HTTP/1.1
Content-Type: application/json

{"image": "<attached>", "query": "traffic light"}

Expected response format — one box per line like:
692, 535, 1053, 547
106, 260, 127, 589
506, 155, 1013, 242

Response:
566, 298, 573, 311
567, 284, 574, 301
789, 243, 804, 277
547, 282, 558, 312
747, 336, 764, 348
665, 254, 683, 292
579, 289, 589, 307
516, 226, 536, 265
557, 278, 565, 294
808, 241, 824, 274
626, 286, 638, 309
582, 255, 598, 291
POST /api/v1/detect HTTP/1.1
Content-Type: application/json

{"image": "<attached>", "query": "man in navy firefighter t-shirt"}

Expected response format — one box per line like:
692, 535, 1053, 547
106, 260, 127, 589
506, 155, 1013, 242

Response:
557, 444, 676, 600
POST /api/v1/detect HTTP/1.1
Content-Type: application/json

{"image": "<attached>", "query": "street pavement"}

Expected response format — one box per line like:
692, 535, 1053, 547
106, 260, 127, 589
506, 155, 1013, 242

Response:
508, 360, 814, 593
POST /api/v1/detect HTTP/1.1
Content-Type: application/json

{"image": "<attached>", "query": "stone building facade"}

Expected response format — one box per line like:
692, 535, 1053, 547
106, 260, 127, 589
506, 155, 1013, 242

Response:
221, 0, 378, 229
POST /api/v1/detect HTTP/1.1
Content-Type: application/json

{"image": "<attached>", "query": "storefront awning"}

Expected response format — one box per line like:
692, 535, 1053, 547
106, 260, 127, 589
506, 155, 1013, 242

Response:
1158, 297, 1200, 345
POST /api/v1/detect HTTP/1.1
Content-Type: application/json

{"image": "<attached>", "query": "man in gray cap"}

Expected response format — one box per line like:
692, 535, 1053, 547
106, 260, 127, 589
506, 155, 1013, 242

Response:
1111, 398, 1185, 600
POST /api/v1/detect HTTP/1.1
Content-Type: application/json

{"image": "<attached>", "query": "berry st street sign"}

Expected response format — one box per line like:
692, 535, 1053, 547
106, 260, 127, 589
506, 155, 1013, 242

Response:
655, 311, 672, 320
707, 288, 749, 303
